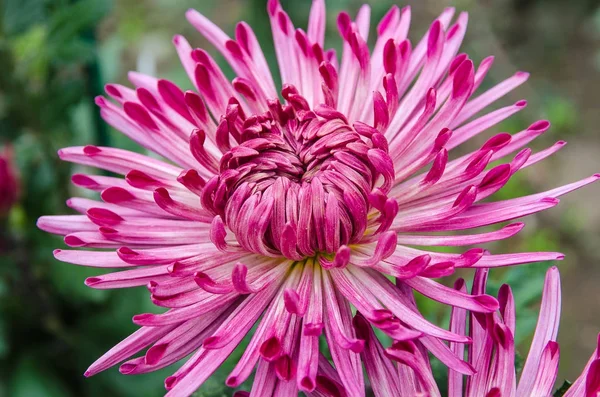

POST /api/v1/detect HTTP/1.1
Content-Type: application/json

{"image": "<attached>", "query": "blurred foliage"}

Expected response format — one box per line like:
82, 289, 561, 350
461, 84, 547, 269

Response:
0, 0, 598, 396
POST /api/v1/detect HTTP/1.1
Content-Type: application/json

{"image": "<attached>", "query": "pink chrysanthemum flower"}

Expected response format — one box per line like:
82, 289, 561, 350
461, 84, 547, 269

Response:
353, 267, 600, 397
0, 145, 19, 216
37, 1, 597, 395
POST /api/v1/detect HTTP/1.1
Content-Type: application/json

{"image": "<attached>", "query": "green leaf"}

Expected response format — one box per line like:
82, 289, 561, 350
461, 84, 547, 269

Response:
49, 261, 108, 304
9, 354, 70, 397
9, 25, 49, 83
2, 0, 46, 35
514, 350, 524, 373
554, 380, 572, 397
52, 38, 97, 64
47, 0, 112, 43
543, 97, 578, 134
0, 316, 8, 359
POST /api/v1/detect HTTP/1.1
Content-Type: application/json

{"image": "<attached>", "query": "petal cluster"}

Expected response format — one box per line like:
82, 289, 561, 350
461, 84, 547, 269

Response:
358, 267, 600, 397
36, 1, 598, 396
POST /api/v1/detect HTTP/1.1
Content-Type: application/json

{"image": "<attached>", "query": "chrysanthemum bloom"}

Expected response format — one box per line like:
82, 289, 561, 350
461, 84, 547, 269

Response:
0, 145, 19, 216
354, 266, 600, 397
37, 1, 598, 395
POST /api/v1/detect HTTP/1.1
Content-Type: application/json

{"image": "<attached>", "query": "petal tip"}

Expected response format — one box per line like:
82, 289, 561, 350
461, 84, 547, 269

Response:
84, 277, 101, 287
119, 363, 137, 374
64, 235, 85, 247
165, 375, 178, 390
515, 99, 527, 107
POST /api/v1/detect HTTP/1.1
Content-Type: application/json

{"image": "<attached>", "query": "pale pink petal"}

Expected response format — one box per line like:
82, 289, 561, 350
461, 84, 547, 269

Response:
517, 266, 561, 396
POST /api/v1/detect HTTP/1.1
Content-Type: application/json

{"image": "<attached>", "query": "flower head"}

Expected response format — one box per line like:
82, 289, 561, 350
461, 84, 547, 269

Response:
356, 266, 600, 397
37, 1, 597, 395
0, 145, 19, 216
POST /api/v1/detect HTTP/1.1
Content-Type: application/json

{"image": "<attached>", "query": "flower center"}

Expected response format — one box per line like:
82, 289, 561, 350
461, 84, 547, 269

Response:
202, 94, 395, 260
